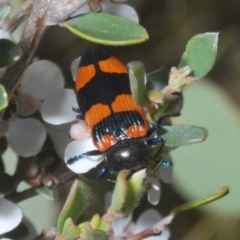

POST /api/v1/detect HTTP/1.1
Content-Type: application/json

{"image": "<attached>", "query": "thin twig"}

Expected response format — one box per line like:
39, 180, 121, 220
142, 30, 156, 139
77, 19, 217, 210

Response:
2, 0, 34, 32
124, 214, 175, 240
5, 171, 78, 203
5, 187, 38, 203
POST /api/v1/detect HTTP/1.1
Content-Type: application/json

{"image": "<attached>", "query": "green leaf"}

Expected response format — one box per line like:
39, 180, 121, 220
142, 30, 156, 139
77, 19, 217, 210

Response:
83, 222, 108, 240
110, 170, 146, 216
158, 125, 207, 147
0, 4, 11, 22
146, 70, 169, 92
110, 170, 129, 212
57, 179, 92, 237
151, 93, 183, 121
0, 172, 15, 194
128, 62, 148, 106
0, 39, 23, 67
35, 186, 54, 200
124, 169, 146, 214
179, 32, 218, 79
0, 84, 8, 111
60, 218, 81, 240
61, 13, 148, 45
172, 187, 229, 214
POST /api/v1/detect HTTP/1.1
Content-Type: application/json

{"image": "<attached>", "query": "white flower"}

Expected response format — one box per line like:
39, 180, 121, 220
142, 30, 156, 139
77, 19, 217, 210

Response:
0, 60, 64, 157
147, 155, 173, 205
0, 198, 22, 235
109, 209, 170, 239
41, 87, 101, 173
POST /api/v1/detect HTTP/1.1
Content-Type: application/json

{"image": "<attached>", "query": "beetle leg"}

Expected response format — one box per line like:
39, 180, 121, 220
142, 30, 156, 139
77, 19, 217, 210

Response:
147, 136, 163, 146
146, 125, 160, 137
96, 166, 110, 180
151, 139, 172, 167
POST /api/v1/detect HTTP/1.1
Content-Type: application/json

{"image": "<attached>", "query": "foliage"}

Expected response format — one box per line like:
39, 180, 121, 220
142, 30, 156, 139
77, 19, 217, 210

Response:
0, 1, 229, 239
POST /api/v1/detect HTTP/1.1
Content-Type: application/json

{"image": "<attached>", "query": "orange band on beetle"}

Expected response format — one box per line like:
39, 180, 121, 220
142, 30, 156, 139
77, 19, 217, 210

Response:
99, 56, 128, 74
126, 125, 147, 138
85, 103, 111, 131
112, 94, 145, 115
76, 64, 96, 91
94, 134, 117, 152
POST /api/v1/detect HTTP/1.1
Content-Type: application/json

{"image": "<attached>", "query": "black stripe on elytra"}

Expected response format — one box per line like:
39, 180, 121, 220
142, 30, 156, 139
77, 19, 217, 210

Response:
79, 47, 112, 67
93, 111, 145, 146
76, 71, 131, 117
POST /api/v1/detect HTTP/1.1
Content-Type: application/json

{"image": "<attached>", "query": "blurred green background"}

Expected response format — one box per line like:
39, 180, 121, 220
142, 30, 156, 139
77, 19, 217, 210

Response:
4, 0, 240, 239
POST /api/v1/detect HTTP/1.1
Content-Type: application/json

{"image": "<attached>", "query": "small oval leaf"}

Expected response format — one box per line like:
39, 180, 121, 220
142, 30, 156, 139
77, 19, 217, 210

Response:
110, 170, 129, 213
179, 32, 218, 79
57, 179, 92, 237
35, 187, 54, 200
0, 39, 23, 67
158, 125, 207, 147
61, 12, 148, 45
128, 62, 147, 106
84, 222, 108, 240
146, 70, 168, 92
0, 84, 8, 111
172, 187, 229, 214
60, 218, 81, 239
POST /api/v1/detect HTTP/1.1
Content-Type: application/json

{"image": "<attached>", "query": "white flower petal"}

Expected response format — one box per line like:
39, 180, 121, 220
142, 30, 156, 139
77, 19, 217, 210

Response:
135, 209, 161, 231
147, 179, 161, 205
41, 88, 78, 125
102, 2, 139, 23
159, 156, 173, 183
70, 4, 90, 17
20, 60, 64, 100
0, 30, 13, 40
18, 95, 38, 116
111, 214, 132, 236
64, 138, 104, 173
0, 198, 22, 235
134, 209, 170, 240
71, 56, 81, 81
47, 123, 72, 160
8, 118, 46, 157
104, 191, 113, 211
70, 121, 90, 140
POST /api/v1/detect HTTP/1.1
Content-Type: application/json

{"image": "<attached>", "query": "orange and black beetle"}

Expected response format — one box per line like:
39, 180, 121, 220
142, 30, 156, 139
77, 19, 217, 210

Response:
67, 47, 165, 179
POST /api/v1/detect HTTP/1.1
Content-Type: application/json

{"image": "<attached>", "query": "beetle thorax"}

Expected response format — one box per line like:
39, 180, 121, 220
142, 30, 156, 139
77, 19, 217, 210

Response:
106, 138, 149, 172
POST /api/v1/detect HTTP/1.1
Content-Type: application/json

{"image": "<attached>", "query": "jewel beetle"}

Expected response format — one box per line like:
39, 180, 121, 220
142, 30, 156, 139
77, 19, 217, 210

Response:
67, 47, 167, 179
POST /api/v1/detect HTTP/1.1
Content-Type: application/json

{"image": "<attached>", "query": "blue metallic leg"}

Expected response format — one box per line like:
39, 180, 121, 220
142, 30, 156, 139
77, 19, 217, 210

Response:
147, 125, 160, 137
96, 166, 110, 180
